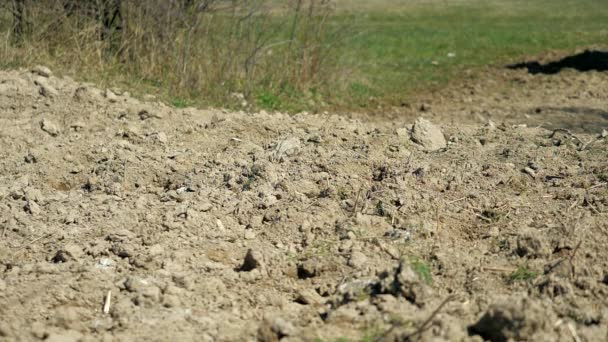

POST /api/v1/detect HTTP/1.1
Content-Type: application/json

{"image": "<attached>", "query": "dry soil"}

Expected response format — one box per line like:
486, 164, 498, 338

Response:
0, 52, 607, 342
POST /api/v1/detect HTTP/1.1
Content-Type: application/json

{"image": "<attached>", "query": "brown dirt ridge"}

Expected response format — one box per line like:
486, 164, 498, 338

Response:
0, 60, 607, 341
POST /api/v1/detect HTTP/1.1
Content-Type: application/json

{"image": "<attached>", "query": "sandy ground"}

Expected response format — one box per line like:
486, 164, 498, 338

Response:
0, 52, 607, 342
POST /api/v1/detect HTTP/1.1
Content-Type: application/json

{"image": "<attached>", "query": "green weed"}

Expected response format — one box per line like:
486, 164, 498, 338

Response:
410, 257, 432, 285
507, 266, 538, 284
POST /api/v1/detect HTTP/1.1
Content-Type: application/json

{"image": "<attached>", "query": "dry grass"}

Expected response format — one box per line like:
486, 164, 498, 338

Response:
0, 0, 344, 111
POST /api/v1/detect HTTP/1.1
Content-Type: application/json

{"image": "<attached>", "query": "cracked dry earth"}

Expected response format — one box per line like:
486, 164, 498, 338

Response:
0, 62, 607, 342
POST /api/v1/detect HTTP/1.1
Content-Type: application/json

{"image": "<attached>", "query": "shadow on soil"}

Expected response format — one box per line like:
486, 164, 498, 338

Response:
507, 50, 608, 74
531, 106, 608, 133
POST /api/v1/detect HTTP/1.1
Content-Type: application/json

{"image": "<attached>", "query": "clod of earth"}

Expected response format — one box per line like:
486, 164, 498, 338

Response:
410, 117, 447, 151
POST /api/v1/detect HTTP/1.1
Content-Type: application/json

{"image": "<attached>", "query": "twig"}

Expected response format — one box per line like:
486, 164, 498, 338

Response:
435, 203, 441, 236
482, 266, 517, 273
447, 197, 466, 205
352, 185, 363, 214
304, 199, 319, 210
9, 233, 50, 250
103, 290, 112, 314
590, 182, 607, 189
474, 212, 492, 223
567, 322, 582, 342
568, 241, 582, 280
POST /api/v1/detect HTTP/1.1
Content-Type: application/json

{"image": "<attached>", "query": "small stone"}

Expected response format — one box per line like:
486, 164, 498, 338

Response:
162, 294, 181, 308
110, 243, 134, 258
142, 285, 162, 302
105, 89, 118, 103
51, 244, 83, 263
32, 65, 52, 77
124, 277, 149, 293
172, 274, 195, 291
156, 132, 168, 144
245, 215, 262, 229
216, 219, 225, 231
348, 251, 368, 269
297, 260, 320, 279
30, 322, 46, 339
96, 258, 114, 270
34, 77, 58, 97
138, 109, 163, 120
271, 137, 301, 161
24, 152, 37, 163
295, 288, 323, 305
106, 229, 135, 242
25, 199, 41, 215
149, 244, 164, 257
24, 187, 44, 203
271, 318, 297, 337
410, 117, 447, 151
396, 127, 409, 137
307, 134, 322, 143
40, 118, 60, 136
197, 201, 213, 212
244, 230, 256, 240
240, 249, 264, 272
70, 121, 86, 131
516, 229, 549, 258
523, 167, 536, 178
601, 129, 607, 138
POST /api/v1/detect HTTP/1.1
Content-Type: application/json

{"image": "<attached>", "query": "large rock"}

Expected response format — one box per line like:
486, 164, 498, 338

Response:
410, 117, 447, 151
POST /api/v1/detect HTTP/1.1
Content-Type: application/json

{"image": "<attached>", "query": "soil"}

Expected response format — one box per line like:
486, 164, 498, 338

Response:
1, 50, 607, 342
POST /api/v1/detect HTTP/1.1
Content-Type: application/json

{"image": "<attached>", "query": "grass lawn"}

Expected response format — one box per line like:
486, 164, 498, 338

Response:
326, 0, 608, 109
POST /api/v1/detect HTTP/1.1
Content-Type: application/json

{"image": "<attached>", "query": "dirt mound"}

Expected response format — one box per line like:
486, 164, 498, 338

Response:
1, 66, 607, 341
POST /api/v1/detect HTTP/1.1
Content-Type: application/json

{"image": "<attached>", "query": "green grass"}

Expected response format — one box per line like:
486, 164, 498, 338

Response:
170, 98, 191, 109
410, 257, 432, 285
325, 0, 608, 109
507, 266, 539, 284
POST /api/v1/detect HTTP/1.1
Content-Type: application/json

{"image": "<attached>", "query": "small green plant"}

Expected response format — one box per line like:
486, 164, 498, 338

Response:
410, 258, 432, 284
170, 98, 190, 108
507, 266, 538, 284
256, 91, 281, 110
